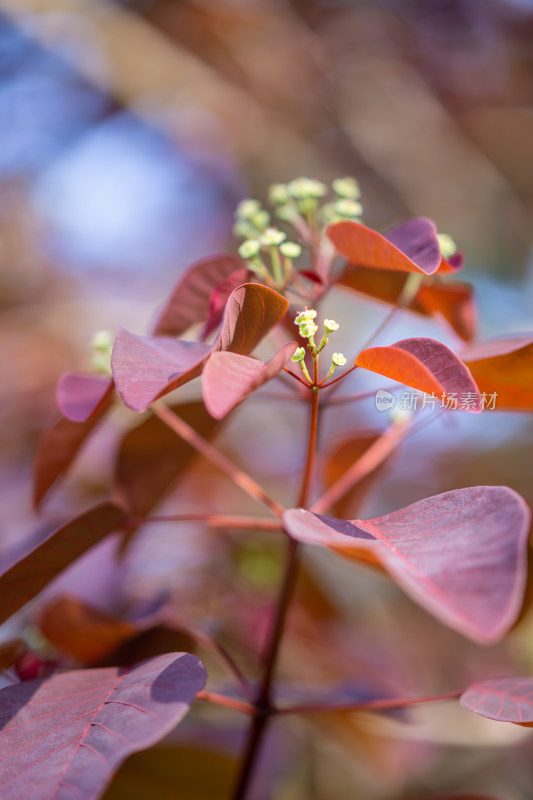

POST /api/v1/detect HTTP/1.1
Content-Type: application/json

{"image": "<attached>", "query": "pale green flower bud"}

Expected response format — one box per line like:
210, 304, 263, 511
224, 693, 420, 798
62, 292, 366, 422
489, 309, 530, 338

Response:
299, 321, 319, 339
259, 227, 286, 246
234, 219, 258, 239
335, 199, 363, 218
269, 183, 290, 205
91, 352, 112, 375
251, 209, 270, 229
287, 177, 327, 199
324, 319, 339, 332
238, 239, 261, 259
437, 232, 457, 259
279, 241, 302, 258
275, 204, 298, 222
332, 352, 347, 366
91, 330, 113, 353
235, 198, 261, 220
291, 346, 306, 362
294, 308, 317, 325
332, 177, 361, 199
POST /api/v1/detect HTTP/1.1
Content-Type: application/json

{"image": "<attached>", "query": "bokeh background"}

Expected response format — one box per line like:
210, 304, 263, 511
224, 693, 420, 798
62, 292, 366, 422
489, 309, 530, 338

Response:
1, 1, 533, 798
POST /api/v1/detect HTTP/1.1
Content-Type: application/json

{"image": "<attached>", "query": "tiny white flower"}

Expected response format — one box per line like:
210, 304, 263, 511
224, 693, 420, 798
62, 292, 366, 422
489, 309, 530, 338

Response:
332, 352, 347, 366
259, 227, 287, 246
251, 209, 270, 229
324, 319, 339, 332
238, 239, 261, 259
437, 232, 457, 259
236, 198, 261, 219
91, 330, 113, 353
269, 183, 290, 205
294, 308, 317, 325
335, 199, 363, 218
332, 177, 361, 199
287, 177, 327, 199
280, 242, 302, 258
299, 321, 319, 339
291, 347, 306, 362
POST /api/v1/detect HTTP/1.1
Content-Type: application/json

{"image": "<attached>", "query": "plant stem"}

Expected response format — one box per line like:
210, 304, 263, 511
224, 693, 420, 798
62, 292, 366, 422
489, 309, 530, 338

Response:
128, 514, 282, 533
275, 689, 463, 716
197, 691, 255, 715
230, 373, 321, 800
152, 404, 284, 519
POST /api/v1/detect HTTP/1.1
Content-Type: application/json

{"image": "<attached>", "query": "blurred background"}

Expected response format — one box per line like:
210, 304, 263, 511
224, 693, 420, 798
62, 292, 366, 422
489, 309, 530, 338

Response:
1, 1, 533, 798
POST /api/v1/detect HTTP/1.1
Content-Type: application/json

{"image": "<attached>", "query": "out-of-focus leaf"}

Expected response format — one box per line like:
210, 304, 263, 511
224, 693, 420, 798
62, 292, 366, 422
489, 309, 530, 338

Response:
103, 744, 237, 800
461, 336, 533, 410
328, 218, 442, 275
460, 678, 533, 725
0, 639, 25, 672
114, 401, 219, 518
112, 284, 288, 412
56, 374, 114, 423
34, 393, 114, 508
0, 503, 126, 625
0, 653, 206, 800
39, 596, 136, 665
337, 266, 476, 341
284, 486, 531, 643
202, 343, 296, 419
153, 254, 245, 336
356, 337, 482, 411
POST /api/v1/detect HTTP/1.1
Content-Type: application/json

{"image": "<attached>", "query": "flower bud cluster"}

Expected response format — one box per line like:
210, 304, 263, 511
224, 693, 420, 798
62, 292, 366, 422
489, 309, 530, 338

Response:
90, 330, 113, 375
291, 309, 347, 384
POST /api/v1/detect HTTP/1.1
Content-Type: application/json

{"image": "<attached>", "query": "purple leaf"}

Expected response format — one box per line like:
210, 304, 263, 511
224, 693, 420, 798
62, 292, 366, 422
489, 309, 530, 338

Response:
202, 267, 250, 339
0, 653, 206, 800
112, 284, 288, 413
56, 374, 114, 423
152, 254, 246, 337
283, 486, 530, 643
202, 343, 297, 419
0, 503, 126, 624
356, 337, 482, 412
460, 678, 533, 724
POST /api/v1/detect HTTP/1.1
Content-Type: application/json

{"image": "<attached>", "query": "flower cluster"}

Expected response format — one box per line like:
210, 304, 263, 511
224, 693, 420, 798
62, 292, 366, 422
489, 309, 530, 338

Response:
291, 308, 347, 384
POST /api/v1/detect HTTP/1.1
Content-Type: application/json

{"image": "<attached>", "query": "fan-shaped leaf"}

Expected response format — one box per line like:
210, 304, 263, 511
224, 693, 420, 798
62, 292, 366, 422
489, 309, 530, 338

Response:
328, 218, 442, 275
202, 343, 297, 419
153, 254, 245, 336
0, 503, 126, 624
56, 374, 114, 423
0, 652, 206, 800
460, 678, 533, 725
283, 486, 530, 643
112, 284, 288, 412
202, 267, 249, 339
356, 338, 482, 412
462, 336, 533, 410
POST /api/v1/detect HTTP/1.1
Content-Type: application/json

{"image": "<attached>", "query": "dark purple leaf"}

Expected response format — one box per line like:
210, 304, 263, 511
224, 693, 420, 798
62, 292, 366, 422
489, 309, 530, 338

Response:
460, 678, 533, 724
152, 254, 245, 337
0, 503, 126, 624
112, 284, 288, 412
284, 486, 530, 643
356, 338, 482, 412
202, 343, 297, 419
0, 653, 206, 800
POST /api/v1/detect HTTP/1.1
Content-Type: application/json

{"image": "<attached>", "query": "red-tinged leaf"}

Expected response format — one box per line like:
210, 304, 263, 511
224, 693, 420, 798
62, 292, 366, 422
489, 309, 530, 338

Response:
202, 343, 297, 419
0, 652, 206, 800
461, 336, 533, 410
112, 284, 288, 412
356, 337, 482, 412
337, 266, 476, 341
34, 414, 110, 509
0, 640, 25, 672
460, 678, 533, 725
438, 249, 465, 272
328, 218, 442, 275
284, 486, 531, 643
202, 267, 249, 339
111, 331, 210, 413
0, 503, 126, 624
39, 597, 137, 665
56, 374, 114, 423
152, 253, 245, 336
114, 402, 219, 518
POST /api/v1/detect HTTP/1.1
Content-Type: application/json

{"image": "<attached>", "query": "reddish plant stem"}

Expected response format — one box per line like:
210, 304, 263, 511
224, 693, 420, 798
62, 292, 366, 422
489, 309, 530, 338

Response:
231, 374, 320, 800
128, 514, 282, 533
320, 363, 358, 388
152, 404, 284, 519
276, 689, 463, 716
311, 419, 409, 515
282, 366, 311, 388
197, 691, 255, 715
